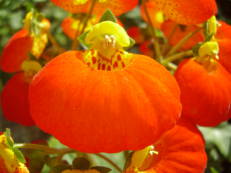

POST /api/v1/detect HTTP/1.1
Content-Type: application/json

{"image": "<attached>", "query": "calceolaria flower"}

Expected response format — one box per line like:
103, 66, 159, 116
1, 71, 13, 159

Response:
51, 0, 138, 16
125, 118, 207, 173
175, 40, 231, 126
151, 0, 217, 25
1, 60, 42, 126
29, 21, 182, 153
0, 12, 44, 126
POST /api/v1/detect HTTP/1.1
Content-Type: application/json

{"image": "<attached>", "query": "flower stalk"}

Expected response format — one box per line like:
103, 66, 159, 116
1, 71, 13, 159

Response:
72, 0, 98, 49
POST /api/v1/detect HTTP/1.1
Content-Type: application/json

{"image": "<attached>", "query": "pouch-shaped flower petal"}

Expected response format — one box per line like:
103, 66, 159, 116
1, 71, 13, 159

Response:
216, 21, 231, 73
29, 50, 181, 153
218, 39, 231, 74
51, 0, 138, 16
175, 58, 231, 126
126, 118, 207, 173
1, 72, 34, 126
0, 30, 32, 73
152, 0, 217, 25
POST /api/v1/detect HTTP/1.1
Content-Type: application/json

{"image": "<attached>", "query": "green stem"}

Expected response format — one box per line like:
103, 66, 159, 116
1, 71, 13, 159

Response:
14, 143, 74, 155
72, 0, 97, 50
15, 143, 122, 173
94, 153, 123, 173
162, 50, 193, 65
48, 32, 66, 53
167, 62, 177, 71
142, 0, 162, 60
162, 24, 178, 55
166, 28, 201, 56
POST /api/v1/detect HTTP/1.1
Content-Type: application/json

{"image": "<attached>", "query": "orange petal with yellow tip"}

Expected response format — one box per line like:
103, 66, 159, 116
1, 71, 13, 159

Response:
51, 0, 138, 16
161, 20, 204, 50
175, 58, 231, 126
1, 72, 34, 126
61, 17, 79, 40
152, 0, 217, 25
0, 29, 32, 73
140, 1, 164, 29
140, 118, 207, 173
29, 51, 181, 153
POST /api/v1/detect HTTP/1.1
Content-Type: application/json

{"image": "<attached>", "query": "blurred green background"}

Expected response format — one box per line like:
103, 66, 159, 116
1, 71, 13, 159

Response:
0, 0, 231, 173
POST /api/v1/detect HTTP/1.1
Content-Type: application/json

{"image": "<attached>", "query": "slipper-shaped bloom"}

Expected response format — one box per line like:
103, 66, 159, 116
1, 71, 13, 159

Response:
0, 13, 50, 73
175, 58, 231, 126
1, 61, 42, 126
51, 0, 138, 16
125, 118, 207, 173
216, 21, 231, 73
1, 73, 33, 126
0, 29, 33, 73
151, 0, 217, 25
29, 21, 181, 153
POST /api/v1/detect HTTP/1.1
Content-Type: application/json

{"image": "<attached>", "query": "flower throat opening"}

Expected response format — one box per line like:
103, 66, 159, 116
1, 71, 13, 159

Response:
83, 49, 132, 71
82, 21, 134, 71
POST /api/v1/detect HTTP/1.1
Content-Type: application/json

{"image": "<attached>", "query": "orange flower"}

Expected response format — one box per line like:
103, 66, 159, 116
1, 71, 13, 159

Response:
51, 0, 138, 16
218, 39, 231, 73
0, 29, 32, 73
216, 21, 231, 73
0, 13, 50, 73
1, 73, 34, 126
151, 0, 217, 25
161, 20, 204, 50
62, 17, 80, 40
61, 16, 96, 40
140, 1, 164, 29
175, 58, 231, 126
29, 50, 181, 153
1, 60, 42, 126
29, 21, 181, 153
125, 118, 207, 173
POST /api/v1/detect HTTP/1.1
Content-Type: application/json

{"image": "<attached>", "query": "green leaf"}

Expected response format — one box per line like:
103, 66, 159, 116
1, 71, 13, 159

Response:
99, 9, 117, 23
48, 137, 76, 164
126, 37, 135, 49
210, 167, 219, 173
192, 43, 203, 57
12, 147, 26, 164
78, 31, 90, 49
200, 123, 231, 161
88, 152, 125, 173
4, 128, 14, 148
